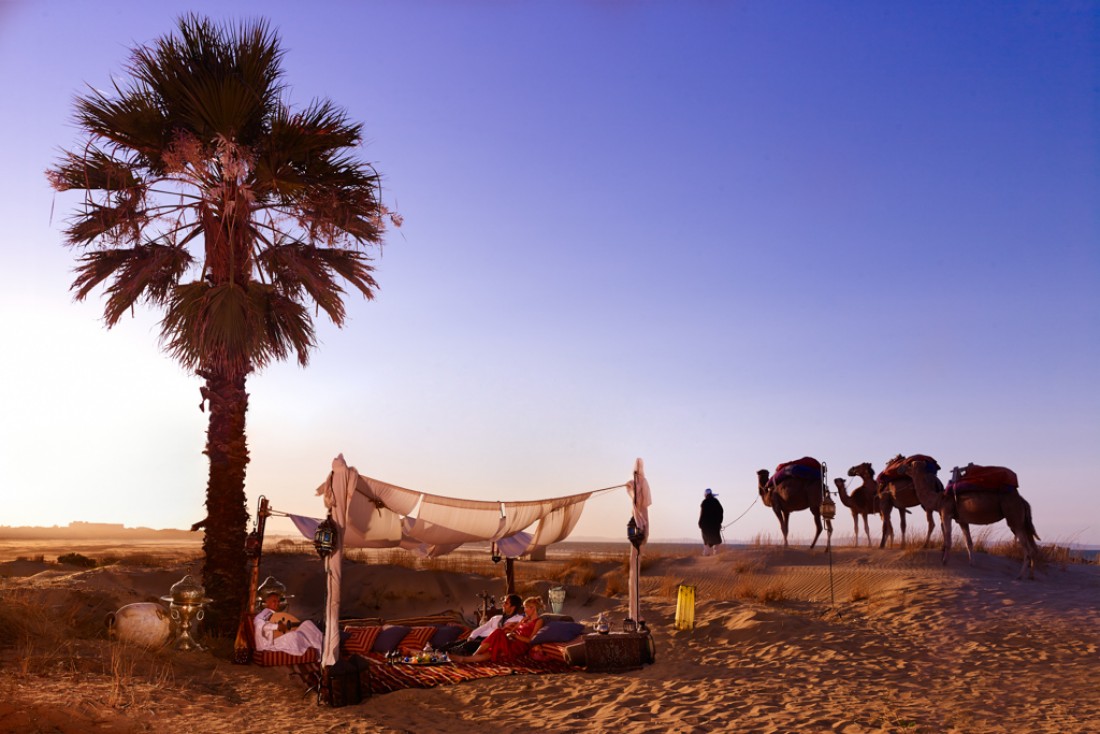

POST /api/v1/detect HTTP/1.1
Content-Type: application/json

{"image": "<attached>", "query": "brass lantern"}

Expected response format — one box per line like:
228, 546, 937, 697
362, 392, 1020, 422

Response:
821, 490, 837, 520
313, 514, 338, 558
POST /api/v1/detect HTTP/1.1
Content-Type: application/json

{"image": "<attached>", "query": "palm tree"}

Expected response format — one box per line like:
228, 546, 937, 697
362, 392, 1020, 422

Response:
48, 15, 395, 634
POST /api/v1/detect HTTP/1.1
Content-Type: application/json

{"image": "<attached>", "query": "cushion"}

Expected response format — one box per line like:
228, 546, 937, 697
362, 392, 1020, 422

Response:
372, 625, 411, 653
398, 626, 438, 653
531, 621, 586, 645
429, 624, 466, 648
343, 625, 382, 655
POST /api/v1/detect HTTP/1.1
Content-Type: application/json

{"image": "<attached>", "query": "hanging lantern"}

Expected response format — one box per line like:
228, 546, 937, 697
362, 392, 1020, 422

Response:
821, 491, 837, 521
313, 514, 338, 558
627, 516, 645, 548
490, 543, 502, 564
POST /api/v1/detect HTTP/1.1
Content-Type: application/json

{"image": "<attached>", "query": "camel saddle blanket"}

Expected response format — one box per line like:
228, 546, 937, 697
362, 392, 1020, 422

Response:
877, 454, 941, 483
769, 457, 822, 487
947, 464, 1018, 494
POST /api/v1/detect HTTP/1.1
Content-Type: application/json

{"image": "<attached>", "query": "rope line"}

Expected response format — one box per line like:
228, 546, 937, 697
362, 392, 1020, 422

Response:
722, 496, 759, 530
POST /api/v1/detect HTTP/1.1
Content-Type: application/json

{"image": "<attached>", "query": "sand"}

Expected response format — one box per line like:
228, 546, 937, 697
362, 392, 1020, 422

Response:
1, 541, 1097, 733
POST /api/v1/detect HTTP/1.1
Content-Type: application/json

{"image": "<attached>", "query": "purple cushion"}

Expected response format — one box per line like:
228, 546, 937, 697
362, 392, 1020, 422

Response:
429, 625, 465, 648
531, 621, 585, 645
371, 625, 411, 653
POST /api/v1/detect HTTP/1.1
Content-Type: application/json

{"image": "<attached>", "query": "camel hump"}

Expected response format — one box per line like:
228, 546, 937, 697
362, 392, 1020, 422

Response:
773, 457, 822, 483
877, 454, 941, 482
947, 464, 1019, 494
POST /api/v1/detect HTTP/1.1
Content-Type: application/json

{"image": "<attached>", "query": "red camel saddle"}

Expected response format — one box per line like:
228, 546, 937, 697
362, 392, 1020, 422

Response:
946, 464, 1019, 494
877, 454, 941, 484
768, 457, 822, 488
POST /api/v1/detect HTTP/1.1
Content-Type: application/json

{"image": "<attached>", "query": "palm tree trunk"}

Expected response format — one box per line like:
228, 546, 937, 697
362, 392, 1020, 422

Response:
199, 366, 251, 636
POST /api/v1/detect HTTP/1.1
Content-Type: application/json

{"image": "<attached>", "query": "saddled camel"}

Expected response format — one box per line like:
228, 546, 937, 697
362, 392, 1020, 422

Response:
834, 462, 881, 546
757, 468, 831, 550
900, 459, 1041, 579
877, 454, 938, 549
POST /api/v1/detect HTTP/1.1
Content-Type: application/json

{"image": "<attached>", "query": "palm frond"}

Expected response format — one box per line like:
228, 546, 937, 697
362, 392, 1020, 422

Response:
63, 195, 148, 247
73, 85, 170, 165
257, 242, 378, 324
47, 148, 141, 193
160, 280, 314, 372
130, 15, 283, 145
72, 243, 194, 325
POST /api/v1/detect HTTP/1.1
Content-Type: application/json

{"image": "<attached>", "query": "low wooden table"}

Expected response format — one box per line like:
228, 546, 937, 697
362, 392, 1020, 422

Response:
583, 631, 654, 672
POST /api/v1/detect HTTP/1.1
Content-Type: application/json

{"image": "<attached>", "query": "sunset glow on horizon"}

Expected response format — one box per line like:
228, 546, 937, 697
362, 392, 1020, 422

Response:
1, 1, 1096, 547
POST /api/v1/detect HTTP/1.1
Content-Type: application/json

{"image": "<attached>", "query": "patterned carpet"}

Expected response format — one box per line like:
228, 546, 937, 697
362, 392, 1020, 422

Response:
363, 654, 573, 694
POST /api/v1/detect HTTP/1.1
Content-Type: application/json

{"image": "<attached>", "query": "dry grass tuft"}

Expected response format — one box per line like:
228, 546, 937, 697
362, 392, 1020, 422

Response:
560, 555, 599, 586
731, 576, 787, 604
848, 583, 870, 602
604, 573, 627, 597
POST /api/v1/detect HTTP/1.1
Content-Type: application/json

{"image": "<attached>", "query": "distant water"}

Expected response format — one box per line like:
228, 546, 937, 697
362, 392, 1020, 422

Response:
1069, 548, 1100, 563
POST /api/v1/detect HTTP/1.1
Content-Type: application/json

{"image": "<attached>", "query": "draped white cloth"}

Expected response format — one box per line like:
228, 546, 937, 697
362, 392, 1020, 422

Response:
310, 454, 628, 665
312, 459, 601, 556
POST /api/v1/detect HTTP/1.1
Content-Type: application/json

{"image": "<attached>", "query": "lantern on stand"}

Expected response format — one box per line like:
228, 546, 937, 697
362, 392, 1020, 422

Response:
161, 575, 213, 651
627, 517, 645, 548
313, 514, 338, 558
821, 491, 836, 521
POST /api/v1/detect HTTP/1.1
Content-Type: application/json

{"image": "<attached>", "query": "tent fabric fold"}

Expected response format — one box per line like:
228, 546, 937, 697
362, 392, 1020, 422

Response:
306, 460, 609, 554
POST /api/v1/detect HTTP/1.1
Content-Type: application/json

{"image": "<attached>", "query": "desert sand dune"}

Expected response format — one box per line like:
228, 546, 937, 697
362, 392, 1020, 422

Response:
1, 543, 1097, 733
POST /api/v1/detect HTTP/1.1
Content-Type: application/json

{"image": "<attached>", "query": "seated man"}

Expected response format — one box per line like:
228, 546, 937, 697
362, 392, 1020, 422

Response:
444, 593, 525, 655
253, 592, 323, 657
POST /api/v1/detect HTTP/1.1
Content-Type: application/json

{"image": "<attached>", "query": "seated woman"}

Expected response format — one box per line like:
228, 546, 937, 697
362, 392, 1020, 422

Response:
450, 596, 545, 664
253, 591, 323, 657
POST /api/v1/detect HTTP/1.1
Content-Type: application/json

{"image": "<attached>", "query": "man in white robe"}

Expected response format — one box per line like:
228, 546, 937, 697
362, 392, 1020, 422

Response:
447, 594, 524, 655
253, 593, 323, 656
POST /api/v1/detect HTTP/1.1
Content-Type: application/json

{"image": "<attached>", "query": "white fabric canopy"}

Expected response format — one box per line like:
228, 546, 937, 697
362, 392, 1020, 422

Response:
311, 459, 605, 556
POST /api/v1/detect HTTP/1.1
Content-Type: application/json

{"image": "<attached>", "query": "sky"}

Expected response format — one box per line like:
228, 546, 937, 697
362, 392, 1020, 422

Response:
0, 1, 1097, 546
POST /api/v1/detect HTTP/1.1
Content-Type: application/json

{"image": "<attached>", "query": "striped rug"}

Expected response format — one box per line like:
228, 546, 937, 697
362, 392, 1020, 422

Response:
364, 654, 573, 694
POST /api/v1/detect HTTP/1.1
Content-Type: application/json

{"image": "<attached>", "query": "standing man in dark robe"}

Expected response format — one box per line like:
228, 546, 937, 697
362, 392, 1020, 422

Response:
699, 488, 724, 555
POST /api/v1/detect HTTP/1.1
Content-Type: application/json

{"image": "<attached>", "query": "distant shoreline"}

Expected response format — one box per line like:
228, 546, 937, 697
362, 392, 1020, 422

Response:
0, 523, 200, 540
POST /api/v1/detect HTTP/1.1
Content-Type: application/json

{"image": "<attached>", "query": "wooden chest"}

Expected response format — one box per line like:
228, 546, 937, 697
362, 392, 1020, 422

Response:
583, 632, 653, 673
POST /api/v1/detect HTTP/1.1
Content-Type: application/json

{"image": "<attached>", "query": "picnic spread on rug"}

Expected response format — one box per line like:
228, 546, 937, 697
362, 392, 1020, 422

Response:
235, 455, 655, 703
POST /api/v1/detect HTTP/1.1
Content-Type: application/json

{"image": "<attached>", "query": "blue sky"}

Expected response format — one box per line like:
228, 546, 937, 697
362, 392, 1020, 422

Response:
1, 1, 1097, 546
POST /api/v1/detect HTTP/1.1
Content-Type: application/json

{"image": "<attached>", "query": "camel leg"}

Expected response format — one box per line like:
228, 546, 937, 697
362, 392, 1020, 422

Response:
958, 522, 975, 566
778, 510, 790, 548
852, 512, 859, 546
809, 511, 822, 550
898, 509, 908, 546
1012, 528, 1033, 580
861, 514, 872, 547
1006, 508, 1038, 580
922, 509, 935, 549
940, 512, 953, 565
879, 500, 894, 549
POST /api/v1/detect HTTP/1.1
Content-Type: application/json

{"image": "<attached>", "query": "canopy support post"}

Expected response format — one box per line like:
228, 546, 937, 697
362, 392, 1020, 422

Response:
505, 558, 516, 595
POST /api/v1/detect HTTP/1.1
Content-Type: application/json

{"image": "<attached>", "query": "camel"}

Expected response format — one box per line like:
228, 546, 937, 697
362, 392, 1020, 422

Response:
757, 467, 831, 550
837, 463, 912, 548
834, 462, 881, 546
900, 459, 1041, 579
876, 454, 939, 549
